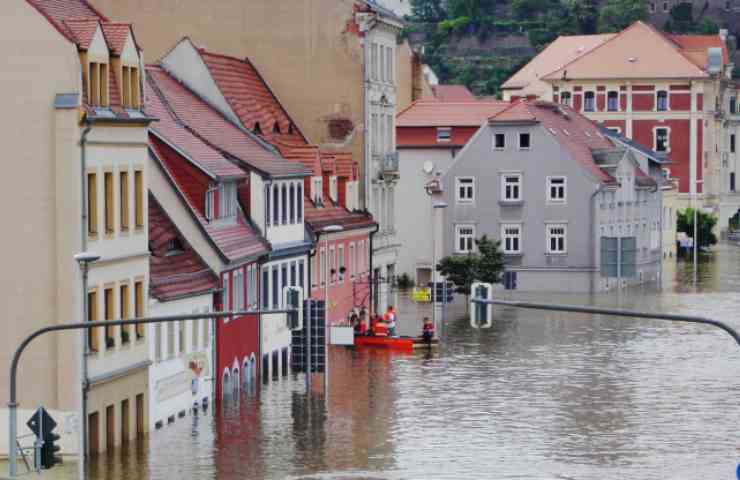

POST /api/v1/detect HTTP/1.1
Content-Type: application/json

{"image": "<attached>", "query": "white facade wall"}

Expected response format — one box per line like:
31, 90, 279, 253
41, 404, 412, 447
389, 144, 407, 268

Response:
147, 294, 213, 430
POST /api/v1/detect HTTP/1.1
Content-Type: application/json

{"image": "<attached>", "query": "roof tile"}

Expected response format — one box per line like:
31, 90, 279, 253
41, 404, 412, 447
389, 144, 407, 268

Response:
396, 101, 510, 127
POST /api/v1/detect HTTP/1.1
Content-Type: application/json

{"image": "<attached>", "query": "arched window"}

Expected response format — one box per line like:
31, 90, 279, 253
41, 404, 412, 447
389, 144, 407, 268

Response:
243, 359, 250, 388
222, 369, 231, 400
289, 183, 295, 224
281, 183, 288, 225
607, 91, 619, 111
273, 184, 279, 225
232, 367, 240, 395
656, 90, 668, 111
296, 183, 303, 222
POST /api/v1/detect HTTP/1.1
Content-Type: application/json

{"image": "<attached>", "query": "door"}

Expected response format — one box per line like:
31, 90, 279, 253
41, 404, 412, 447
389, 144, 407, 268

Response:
105, 405, 115, 451
120, 399, 129, 444
135, 394, 144, 437
88, 412, 99, 456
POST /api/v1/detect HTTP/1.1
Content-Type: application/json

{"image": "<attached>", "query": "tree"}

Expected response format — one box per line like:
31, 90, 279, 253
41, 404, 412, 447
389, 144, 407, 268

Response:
597, 0, 647, 32
677, 208, 718, 249
436, 235, 505, 297
410, 0, 447, 23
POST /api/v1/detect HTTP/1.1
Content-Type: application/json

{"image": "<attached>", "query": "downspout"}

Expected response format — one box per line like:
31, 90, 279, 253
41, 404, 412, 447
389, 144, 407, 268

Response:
590, 184, 605, 293
362, 25, 371, 212
79, 122, 92, 475
368, 223, 380, 316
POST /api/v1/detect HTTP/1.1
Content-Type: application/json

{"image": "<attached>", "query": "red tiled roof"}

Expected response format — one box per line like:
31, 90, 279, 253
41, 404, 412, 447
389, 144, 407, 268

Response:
397, 101, 510, 127
26, 0, 108, 43
101, 22, 133, 55
669, 34, 730, 69
431, 84, 477, 102
490, 101, 615, 183
62, 18, 99, 49
150, 138, 270, 264
147, 66, 311, 178
149, 194, 219, 301
197, 49, 308, 146
304, 201, 376, 231
146, 75, 246, 180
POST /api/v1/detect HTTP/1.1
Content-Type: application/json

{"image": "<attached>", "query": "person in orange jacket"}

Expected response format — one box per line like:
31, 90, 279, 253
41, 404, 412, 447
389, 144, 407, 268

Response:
384, 306, 397, 337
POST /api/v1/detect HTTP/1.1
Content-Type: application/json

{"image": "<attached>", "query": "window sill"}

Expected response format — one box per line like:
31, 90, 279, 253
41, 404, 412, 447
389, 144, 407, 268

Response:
545, 252, 568, 257
499, 200, 524, 206
503, 252, 523, 257
547, 200, 567, 205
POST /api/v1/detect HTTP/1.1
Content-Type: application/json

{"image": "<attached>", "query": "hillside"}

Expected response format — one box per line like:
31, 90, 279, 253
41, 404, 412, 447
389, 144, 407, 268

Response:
406, 0, 739, 97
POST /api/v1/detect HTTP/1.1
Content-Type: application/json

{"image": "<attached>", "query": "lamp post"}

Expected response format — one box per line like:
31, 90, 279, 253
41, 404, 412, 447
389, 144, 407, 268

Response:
430, 202, 448, 336
73, 252, 99, 480
321, 225, 343, 399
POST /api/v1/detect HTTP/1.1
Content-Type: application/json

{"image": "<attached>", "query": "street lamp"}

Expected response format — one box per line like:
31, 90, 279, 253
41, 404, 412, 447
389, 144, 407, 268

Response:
321, 224, 343, 399
431, 202, 448, 336
73, 252, 99, 480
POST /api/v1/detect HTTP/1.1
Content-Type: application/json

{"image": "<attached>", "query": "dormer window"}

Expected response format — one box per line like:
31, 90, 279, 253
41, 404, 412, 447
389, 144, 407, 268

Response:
166, 237, 184, 256
311, 177, 323, 205
121, 65, 140, 109
88, 62, 109, 107
330, 176, 338, 203
205, 181, 237, 221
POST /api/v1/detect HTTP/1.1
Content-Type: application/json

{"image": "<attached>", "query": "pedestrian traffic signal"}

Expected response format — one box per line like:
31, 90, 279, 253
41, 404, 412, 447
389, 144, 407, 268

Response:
470, 282, 493, 329
283, 286, 303, 331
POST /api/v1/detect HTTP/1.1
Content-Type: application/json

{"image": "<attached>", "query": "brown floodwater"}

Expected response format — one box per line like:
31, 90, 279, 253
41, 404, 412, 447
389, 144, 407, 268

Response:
86, 244, 740, 480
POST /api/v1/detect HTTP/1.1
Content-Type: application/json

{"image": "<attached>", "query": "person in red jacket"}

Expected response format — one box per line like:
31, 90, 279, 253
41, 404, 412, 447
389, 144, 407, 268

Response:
421, 317, 435, 345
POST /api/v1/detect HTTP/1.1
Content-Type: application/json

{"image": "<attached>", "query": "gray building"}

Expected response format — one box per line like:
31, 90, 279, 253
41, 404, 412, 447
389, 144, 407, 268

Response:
438, 101, 665, 292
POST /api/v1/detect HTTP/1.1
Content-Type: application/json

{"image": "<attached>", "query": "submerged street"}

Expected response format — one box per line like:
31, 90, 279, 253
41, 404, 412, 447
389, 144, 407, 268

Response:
81, 245, 740, 480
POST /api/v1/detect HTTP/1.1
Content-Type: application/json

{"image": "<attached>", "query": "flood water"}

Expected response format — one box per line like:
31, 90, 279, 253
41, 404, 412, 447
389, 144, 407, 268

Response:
90, 244, 740, 479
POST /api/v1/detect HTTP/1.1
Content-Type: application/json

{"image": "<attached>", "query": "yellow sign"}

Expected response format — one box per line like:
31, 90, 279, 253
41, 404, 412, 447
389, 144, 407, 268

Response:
411, 287, 431, 302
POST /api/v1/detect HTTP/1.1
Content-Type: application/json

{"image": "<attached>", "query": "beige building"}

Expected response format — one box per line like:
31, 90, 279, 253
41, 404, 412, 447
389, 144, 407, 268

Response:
1, 0, 153, 458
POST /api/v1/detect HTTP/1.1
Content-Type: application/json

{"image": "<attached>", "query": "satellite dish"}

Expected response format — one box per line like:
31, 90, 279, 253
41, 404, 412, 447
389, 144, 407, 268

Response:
422, 160, 434, 174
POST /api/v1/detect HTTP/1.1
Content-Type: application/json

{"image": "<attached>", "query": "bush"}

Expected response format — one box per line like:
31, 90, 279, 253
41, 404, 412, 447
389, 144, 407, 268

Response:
397, 273, 415, 290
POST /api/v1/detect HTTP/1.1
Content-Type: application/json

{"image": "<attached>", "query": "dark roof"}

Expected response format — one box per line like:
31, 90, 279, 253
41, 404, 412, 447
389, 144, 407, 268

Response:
599, 126, 669, 165
147, 66, 311, 179
149, 194, 219, 301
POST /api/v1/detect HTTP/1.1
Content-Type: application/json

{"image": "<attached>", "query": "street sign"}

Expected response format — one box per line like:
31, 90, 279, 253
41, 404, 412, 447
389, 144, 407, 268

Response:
26, 407, 56, 438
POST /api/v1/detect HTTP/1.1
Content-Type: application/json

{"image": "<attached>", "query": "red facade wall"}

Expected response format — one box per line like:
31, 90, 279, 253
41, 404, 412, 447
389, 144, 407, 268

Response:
633, 119, 691, 192
596, 94, 605, 112
311, 231, 371, 325
670, 93, 691, 111
632, 93, 654, 111
602, 120, 626, 132
573, 94, 582, 112
154, 138, 210, 215
216, 263, 261, 401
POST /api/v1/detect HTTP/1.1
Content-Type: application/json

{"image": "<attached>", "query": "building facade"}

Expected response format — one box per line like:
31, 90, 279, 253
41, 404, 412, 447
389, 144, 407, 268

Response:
395, 100, 509, 286
502, 22, 737, 233
438, 101, 663, 292
1, 0, 153, 456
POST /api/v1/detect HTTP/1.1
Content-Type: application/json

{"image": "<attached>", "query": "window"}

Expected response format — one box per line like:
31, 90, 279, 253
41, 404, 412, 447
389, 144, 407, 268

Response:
88, 62, 109, 106
299, 260, 305, 289
493, 133, 506, 150
289, 183, 295, 223
219, 182, 237, 219
281, 263, 288, 304
297, 183, 303, 222
262, 267, 269, 309
600, 237, 618, 277
134, 280, 144, 338
273, 184, 280, 223
662, 1, 669, 12
281, 183, 288, 224
380, 44, 386, 82
104, 287, 114, 349
329, 246, 336, 284
437, 127, 451, 143
167, 319, 175, 359
502, 174, 522, 202
202, 308, 210, 349
87, 173, 98, 236
501, 224, 522, 254
656, 90, 668, 111
387, 46, 394, 84
456, 177, 475, 203
371, 43, 378, 81
233, 269, 245, 312
584, 92, 595, 112
104, 172, 114, 234
455, 225, 476, 253
547, 176, 566, 203
648, 2, 655, 12
155, 323, 162, 361
122, 66, 140, 109
518, 133, 531, 150
560, 91, 571, 106
338, 245, 345, 282
349, 243, 356, 278
386, 114, 394, 153
178, 320, 185, 355
272, 267, 279, 309
120, 283, 130, 344
546, 224, 567, 254
620, 237, 637, 277
134, 170, 144, 228
607, 91, 619, 111
120, 171, 129, 231
731, 134, 736, 153
730, 96, 737, 114
87, 290, 99, 352
655, 128, 669, 152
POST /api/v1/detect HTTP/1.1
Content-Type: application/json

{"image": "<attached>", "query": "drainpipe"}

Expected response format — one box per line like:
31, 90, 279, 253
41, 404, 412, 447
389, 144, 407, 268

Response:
368, 223, 380, 316
79, 122, 92, 480
362, 27, 371, 212
590, 184, 605, 293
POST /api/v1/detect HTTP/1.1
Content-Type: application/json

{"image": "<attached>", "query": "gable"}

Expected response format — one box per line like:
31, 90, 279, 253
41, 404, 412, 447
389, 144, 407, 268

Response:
160, 38, 240, 126
543, 22, 707, 81
120, 31, 138, 65
87, 25, 108, 62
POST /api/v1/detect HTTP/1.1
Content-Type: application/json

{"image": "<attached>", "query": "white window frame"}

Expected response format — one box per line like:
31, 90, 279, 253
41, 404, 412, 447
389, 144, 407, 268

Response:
654, 126, 671, 153
436, 127, 451, 143
329, 245, 336, 285
501, 173, 523, 202
518, 132, 531, 150
205, 185, 217, 220
349, 242, 356, 279
546, 224, 567, 254
455, 224, 476, 254
501, 224, 522, 255
493, 132, 506, 150
456, 177, 475, 204
338, 244, 345, 283
606, 90, 620, 112
546, 176, 567, 204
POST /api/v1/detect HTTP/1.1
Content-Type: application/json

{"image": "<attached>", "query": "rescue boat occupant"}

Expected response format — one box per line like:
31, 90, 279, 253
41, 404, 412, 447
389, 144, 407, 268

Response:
422, 317, 435, 344
384, 306, 397, 337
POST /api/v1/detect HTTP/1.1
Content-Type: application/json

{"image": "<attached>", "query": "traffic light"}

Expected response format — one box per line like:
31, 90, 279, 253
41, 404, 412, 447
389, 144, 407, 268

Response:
429, 281, 454, 304
470, 282, 493, 329
41, 430, 61, 469
283, 286, 303, 331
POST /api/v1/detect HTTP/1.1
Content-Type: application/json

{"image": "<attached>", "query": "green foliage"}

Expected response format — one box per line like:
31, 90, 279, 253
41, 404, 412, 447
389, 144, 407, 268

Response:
438, 16, 472, 35
677, 208, 718, 248
397, 273, 415, 290
512, 0, 550, 19
436, 235, 505, 295
663, 3, 718, 34
410, 0, 447, 22
597, 0, 647, 32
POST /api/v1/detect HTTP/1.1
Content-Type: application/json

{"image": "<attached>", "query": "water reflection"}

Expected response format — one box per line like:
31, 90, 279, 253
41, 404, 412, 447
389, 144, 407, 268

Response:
86, 244, 740, 480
